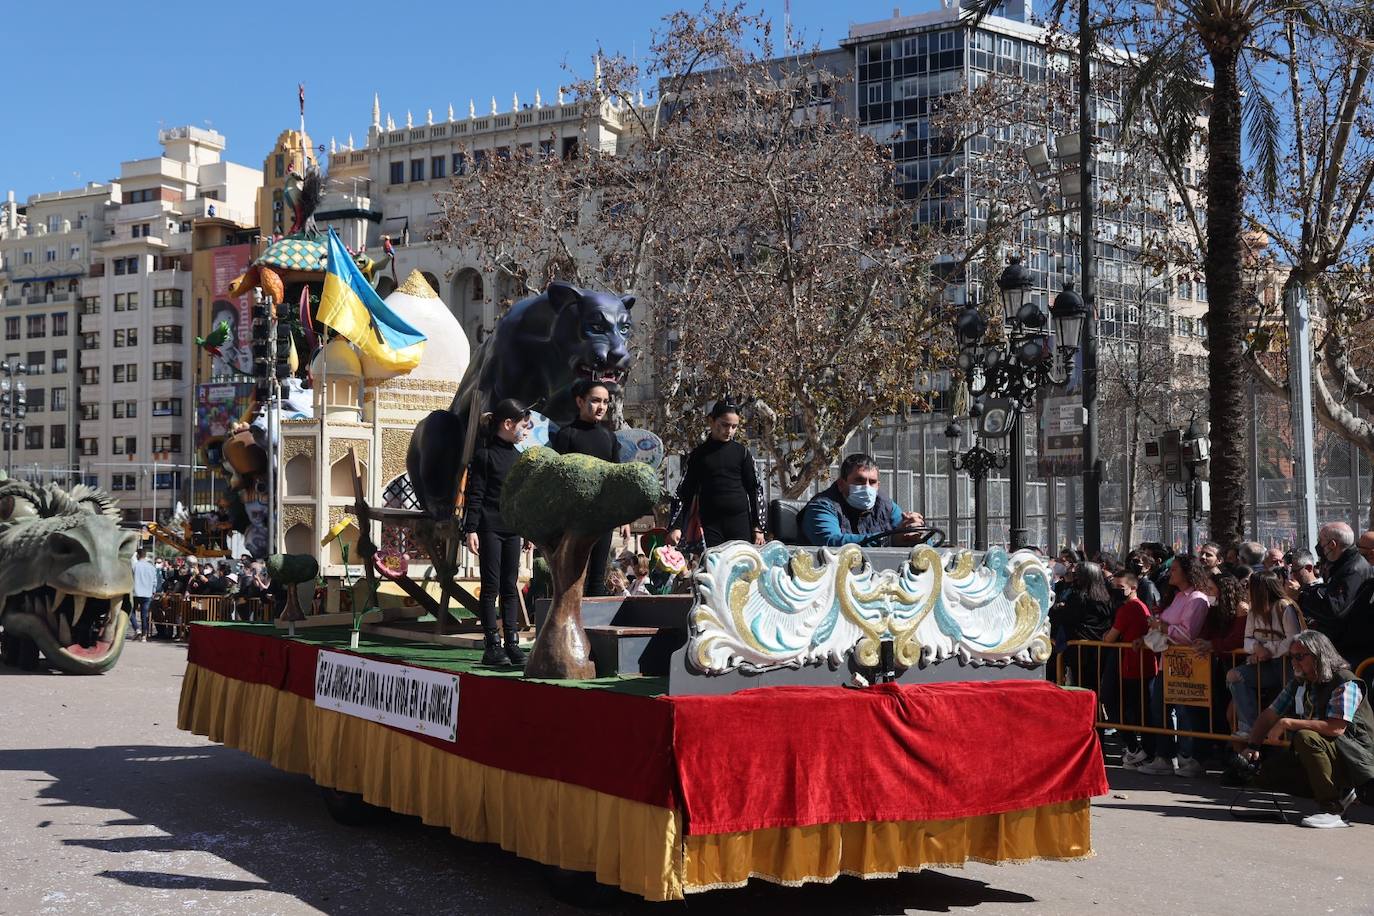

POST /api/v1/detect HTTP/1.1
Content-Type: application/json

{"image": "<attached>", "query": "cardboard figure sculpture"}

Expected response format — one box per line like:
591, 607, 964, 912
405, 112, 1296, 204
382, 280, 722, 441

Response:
501, 447, 659, 679
407, 281, 635, 519
0, 480, 137, 674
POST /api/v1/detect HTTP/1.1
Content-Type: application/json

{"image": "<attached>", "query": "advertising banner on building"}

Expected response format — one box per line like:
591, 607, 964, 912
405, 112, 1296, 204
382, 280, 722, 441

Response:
210, 245, 254, 378
196, 382, 255, 451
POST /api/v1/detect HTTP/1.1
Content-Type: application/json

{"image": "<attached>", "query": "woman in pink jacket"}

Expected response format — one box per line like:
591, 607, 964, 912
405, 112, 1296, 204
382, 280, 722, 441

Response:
1138, 555, 1216, 777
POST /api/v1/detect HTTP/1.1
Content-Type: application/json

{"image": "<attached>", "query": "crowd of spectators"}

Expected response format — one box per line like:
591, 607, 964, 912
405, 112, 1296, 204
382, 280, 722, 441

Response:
1049, 522, 1374, 828
139, 553, 283, 631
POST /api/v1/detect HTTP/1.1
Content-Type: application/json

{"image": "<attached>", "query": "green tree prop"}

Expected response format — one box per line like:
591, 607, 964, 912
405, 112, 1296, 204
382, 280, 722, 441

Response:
501, 447, 660, 679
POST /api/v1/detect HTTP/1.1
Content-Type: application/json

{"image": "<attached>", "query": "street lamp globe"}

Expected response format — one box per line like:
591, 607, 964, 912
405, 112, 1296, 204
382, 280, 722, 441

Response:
996, 255, 1035, 328
1051, 281, 1086, 354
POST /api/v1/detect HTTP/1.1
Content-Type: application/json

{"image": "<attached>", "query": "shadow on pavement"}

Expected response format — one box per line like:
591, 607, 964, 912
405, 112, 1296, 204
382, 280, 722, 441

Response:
0, 742, 1046, 915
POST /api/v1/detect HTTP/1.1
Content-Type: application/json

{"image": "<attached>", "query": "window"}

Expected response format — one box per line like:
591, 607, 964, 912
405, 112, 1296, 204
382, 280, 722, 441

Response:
125, 188, 157, 204
26, 315, 45, 338
539, 139, 554, 159
113, 364, 137, 383
125, 290, 138, 310
26, 387, 43, 412
49, 424, 64, 449
152, 361, 182, 380
52, 350, 67, 373
81, 403, 100, 421
52, 314, 67, 336
45, 248, 57, 263
154, 289, 182, 308
410, 159, 425, 182
79, 332, 99, 351
81, 365, 99, 385
151, 434, 182, 453
431, 155, 446, 179
81, 474, 97, 488
80, 297, 99, 315
114, 293, 126, 311
51, 387, 66, 410
21, 251, 32, 265
152, 398, 182, 416
114, 328, 137, 347
130, 223, 143, 238
153, 325, 182, 344
452, 152, 466, 175
154, 471, 180, 490
4, 318, 18, 340
275, 153, 284, 178
474, 149, 488, 169
25, 351, 44, 375
79, 438, 98, 457
69, 245, 81, 260
1196, 282, 1208, 302
113, 400, 137, 418
389, 162, 405, 184
111, 435, 137, 455
24, 427, 41, 449
113, 258, 125, 276
47, 215, 60, 233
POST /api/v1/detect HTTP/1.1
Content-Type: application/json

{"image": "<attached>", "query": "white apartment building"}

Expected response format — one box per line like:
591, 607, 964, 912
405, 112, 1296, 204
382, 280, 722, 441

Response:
0, 182, 119, 483
78, 126, 261, 525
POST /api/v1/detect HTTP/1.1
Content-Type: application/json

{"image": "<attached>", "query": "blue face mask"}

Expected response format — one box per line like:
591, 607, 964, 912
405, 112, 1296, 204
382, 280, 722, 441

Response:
845, 484, 878, 511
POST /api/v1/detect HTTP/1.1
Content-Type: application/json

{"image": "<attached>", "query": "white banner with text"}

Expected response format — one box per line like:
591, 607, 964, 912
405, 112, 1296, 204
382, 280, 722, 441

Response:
314, 650, 460, 742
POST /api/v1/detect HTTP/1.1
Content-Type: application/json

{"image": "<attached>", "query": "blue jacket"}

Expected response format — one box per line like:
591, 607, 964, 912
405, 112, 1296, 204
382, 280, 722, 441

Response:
801, 483, 904, 547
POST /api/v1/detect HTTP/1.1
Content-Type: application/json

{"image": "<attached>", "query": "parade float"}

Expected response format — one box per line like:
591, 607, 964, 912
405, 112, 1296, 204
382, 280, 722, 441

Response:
175, 202, 1107, 898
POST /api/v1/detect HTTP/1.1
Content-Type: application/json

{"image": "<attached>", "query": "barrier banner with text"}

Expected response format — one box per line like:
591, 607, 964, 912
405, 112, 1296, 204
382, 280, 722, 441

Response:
1162, 646, 1212, 708
314, 650, 460, 741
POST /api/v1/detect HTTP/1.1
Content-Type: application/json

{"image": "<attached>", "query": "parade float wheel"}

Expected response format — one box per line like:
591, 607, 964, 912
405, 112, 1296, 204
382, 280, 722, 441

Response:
318, 785, 384, 826
544, 867, 626, 908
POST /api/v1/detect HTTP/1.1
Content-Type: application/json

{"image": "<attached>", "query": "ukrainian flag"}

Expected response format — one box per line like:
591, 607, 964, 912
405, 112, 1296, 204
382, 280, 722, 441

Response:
317, 228, 426, 374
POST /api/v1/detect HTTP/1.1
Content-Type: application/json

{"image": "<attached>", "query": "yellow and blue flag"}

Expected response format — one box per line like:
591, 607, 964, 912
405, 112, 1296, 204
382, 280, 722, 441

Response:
317, 228, 426, 374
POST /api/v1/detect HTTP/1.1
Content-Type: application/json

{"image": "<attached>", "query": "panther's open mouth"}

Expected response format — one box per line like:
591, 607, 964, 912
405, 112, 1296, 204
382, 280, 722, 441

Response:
574, 363, 628, 388
1, 587, 129, 674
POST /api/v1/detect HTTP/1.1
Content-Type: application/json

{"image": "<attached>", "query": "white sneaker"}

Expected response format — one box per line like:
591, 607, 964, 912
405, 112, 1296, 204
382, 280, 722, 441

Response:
1121, 749, 1150, 768
1301, 811, 1351, 829
1137, 756, 1176, 776
1175, 756, 1205, 777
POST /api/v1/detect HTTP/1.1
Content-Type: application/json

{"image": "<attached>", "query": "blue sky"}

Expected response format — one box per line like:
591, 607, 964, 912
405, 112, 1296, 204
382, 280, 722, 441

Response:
1, 0, 899, 203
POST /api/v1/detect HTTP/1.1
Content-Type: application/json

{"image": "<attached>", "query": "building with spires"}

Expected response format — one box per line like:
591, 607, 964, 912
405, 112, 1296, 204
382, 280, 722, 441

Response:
322, 82, 637, 347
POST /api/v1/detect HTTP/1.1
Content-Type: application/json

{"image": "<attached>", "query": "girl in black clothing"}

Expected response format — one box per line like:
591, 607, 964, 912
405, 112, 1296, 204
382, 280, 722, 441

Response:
464, 398, 532, 666
550, 380, 622, 596
668, 401, 765, 549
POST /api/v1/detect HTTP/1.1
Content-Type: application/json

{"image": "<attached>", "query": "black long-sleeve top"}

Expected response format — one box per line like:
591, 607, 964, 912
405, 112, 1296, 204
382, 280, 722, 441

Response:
668, 438, 764, 532
551, 419, 621, 462
462, 438, 520, 534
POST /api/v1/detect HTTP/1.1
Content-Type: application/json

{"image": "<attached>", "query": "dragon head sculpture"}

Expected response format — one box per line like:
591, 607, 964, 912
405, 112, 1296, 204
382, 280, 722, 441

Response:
0, 480, 137, 674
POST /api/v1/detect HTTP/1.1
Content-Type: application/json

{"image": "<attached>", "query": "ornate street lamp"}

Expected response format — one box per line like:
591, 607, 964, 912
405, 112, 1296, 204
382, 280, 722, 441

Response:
951, 257, 1081, 550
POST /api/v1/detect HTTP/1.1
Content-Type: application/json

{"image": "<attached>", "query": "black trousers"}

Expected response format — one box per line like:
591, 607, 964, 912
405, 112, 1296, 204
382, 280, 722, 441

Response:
702, 510, 753, 549
584, 531, 613, 597
478, 530, 522, 630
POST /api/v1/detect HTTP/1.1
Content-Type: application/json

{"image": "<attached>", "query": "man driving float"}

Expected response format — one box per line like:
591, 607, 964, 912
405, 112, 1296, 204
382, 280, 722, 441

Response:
801, 453, 925, 547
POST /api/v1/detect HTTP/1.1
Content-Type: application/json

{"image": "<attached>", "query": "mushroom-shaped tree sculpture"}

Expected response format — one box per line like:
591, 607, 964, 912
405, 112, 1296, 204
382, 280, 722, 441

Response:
501, 447, 660, 679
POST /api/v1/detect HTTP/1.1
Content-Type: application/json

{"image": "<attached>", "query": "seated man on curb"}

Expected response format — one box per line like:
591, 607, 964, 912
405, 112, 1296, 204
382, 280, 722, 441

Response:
801, 453, 924, 547
1236, 629, 1374, 828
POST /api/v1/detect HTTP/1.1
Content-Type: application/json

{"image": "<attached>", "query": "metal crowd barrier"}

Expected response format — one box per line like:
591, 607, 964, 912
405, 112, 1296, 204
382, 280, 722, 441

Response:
151, 593, 267, 639
1056, 640, 1292, 744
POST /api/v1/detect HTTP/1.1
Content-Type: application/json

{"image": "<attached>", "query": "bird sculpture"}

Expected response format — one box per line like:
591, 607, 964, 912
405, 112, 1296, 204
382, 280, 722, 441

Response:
195, 320, 233, 359
283, 161, 323, 236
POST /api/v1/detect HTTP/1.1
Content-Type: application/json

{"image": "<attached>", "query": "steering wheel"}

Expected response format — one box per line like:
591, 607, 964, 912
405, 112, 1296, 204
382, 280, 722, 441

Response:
857, 525, 946, 548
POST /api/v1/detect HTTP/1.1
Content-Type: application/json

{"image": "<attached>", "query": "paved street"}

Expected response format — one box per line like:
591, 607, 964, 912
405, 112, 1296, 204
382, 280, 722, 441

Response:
2, 642, 1373, 916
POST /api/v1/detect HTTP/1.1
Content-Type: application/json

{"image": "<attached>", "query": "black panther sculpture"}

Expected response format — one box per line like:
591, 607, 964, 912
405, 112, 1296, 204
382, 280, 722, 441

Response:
406, 280, 635, 519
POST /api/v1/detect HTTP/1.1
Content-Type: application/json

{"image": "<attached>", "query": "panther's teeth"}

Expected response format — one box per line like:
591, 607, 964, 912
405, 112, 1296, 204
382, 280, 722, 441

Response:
58, 614, 72, 645
51, 589, 69, 619
70, 594, 88, 627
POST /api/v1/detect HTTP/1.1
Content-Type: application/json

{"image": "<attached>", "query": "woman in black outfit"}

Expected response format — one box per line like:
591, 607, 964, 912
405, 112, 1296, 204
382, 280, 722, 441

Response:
667, 401, 765, 549
550, 380, 622, 597
1048, 560, 1114, 690
463, 398, 531, 666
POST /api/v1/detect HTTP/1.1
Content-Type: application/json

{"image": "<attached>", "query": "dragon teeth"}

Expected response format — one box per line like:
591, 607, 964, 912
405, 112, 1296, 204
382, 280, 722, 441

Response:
70, 595, 88, 627
58, 614, 73, 645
